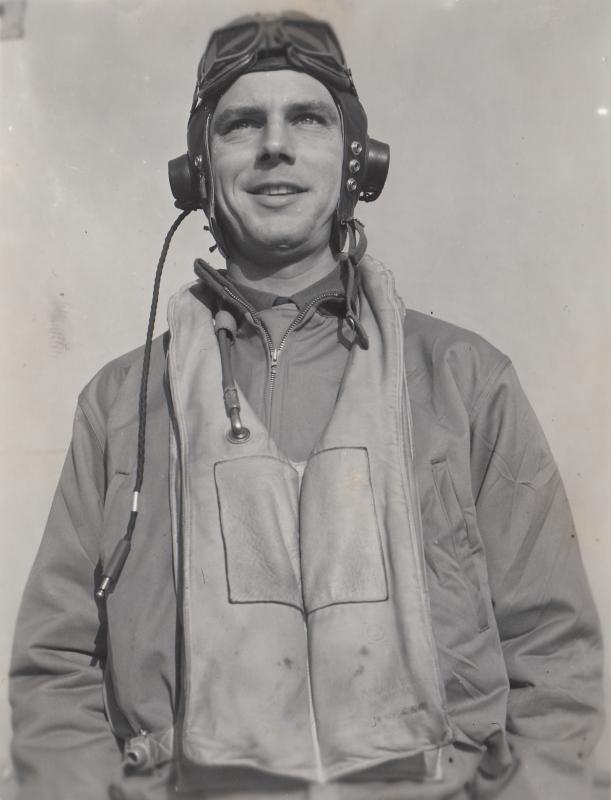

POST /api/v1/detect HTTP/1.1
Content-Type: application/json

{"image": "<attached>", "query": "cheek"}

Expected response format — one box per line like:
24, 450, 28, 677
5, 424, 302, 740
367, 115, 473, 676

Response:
314, 141, 343, 202
211, 163, 232, 204
317, 157, 343, 207
209, 149, 243, 204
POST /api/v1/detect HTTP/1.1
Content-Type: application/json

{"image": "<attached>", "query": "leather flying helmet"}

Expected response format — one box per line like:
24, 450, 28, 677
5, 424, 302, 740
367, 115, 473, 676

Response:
168, 11, 390, 257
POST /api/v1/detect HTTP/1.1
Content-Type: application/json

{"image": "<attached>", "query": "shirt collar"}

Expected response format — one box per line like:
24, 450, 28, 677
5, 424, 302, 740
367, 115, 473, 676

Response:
226, 264, 346, 313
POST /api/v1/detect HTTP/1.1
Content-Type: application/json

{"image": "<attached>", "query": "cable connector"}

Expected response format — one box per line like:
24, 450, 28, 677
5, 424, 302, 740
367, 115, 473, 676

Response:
96, 537, 132, 600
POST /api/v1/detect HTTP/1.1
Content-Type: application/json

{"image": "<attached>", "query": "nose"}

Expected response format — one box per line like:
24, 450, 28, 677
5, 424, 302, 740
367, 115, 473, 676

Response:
258, 117, 295, 166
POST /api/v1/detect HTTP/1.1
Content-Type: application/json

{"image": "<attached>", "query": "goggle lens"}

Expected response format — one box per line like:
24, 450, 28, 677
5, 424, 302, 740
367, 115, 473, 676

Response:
194, 15, 352, 105
200, 21, 261, 80
281, 19, 344, 64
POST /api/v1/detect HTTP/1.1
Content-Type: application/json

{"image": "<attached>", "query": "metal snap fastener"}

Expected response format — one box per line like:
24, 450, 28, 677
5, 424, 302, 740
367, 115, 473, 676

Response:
351, 141, 363, 155
226, 426, 251, 444
346, 178, 358, 192
349, 159, 361, 173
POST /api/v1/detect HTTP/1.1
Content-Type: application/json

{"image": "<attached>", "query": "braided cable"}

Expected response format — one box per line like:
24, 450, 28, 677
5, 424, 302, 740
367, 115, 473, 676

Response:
96, 208, 194, 599
133, 208, 192, 503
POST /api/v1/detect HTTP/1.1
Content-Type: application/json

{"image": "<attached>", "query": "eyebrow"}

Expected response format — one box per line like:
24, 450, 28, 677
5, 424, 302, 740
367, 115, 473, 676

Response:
213, 99, 338, 130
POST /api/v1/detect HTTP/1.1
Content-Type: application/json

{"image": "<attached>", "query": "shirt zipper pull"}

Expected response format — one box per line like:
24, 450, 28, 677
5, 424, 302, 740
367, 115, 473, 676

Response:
270, 348, 279, 374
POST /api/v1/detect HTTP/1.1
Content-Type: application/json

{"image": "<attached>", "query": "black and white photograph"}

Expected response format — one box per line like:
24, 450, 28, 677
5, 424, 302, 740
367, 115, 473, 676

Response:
1, 1, 609, 798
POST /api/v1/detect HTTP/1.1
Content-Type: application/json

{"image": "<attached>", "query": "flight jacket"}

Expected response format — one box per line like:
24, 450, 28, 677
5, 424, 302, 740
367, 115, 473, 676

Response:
9, 256, 603, 800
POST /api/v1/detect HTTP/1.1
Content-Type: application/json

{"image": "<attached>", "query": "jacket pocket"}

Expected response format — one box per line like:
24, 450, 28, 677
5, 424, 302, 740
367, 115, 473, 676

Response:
101, 470, 133, 564
431, 460, 489, 632
102, 656, 134, 741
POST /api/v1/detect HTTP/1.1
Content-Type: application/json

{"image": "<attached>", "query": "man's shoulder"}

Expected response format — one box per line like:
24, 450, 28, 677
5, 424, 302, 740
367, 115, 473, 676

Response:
400, 305, 511, 418
401, 304, 505, 362
77, 334, 167, 427
364, 256, 507, 362
364, 257, 511, 416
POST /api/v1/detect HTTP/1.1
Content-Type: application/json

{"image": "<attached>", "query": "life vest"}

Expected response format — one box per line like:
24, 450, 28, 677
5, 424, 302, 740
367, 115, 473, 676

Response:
166, 257, 453, 791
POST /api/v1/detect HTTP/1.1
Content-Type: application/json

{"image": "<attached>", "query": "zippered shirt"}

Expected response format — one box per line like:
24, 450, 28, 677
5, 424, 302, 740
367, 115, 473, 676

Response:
194, 261, 355, 462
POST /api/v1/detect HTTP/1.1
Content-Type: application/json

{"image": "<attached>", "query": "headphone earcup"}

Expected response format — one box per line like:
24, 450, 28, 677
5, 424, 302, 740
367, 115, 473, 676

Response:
361, 138, 390, 202
168, 153, 205, 210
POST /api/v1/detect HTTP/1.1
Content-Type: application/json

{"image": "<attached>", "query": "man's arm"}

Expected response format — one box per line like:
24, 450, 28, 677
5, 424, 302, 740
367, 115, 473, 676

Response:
470, 363, 604, 799
10, 401, 122, 800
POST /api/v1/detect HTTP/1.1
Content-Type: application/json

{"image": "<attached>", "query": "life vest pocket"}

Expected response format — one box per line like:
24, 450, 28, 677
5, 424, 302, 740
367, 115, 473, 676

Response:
214, 456, 303, 612
300, 446, 389, 614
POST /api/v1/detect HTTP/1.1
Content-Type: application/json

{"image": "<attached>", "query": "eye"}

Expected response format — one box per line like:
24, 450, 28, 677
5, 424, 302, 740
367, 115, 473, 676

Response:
223, 117, 261, 134
294, 113, 326, 126
226, 117, 258, 132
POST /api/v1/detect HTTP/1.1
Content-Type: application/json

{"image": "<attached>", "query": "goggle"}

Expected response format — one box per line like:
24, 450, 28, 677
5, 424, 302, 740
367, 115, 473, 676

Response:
190, 12, 356, 116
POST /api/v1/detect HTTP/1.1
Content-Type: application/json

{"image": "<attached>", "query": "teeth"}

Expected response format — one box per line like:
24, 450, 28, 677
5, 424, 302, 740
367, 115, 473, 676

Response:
259, 185, 298, 195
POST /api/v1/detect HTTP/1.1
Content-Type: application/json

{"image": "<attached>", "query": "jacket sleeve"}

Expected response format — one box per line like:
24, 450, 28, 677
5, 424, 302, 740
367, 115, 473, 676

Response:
10, 400, 122, 800
470, 362, 604, 799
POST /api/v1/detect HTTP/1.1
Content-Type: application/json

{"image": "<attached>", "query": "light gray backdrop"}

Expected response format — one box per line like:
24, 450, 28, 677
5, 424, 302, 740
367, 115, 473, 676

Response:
1, 0, 609, 788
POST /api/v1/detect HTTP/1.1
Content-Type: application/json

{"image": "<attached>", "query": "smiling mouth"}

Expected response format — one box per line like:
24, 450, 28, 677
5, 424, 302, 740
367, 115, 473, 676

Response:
249, 184, 307, 196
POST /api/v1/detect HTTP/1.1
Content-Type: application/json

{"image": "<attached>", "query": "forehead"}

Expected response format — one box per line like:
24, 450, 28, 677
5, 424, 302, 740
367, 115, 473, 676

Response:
213, 70, 339, 115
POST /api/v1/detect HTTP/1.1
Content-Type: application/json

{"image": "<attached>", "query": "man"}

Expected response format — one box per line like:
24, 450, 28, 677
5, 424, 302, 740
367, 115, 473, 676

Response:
9, 11, 603, 800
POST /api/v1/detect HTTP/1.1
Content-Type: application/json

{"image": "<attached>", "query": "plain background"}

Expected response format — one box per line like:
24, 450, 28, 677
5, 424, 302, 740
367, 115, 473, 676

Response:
1, 0, 609, 789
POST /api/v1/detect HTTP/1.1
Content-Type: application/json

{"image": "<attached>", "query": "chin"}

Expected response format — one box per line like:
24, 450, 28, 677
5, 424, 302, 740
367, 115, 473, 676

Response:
220, 209, 332, 261
252, 227, 314, 255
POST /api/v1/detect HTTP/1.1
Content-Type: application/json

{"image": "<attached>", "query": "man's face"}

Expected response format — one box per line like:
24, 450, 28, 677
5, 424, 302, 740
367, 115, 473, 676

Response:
209, 70, 343, 264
